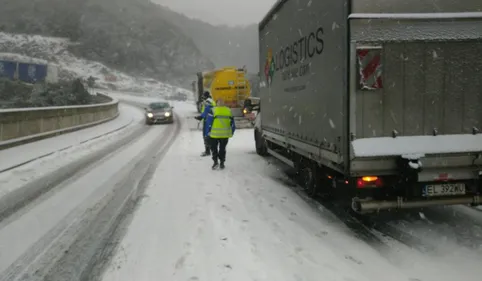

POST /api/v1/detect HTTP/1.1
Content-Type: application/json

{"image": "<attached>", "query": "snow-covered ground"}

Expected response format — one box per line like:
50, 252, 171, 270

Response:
0, 103, 144, 198
0, 91, 480, 280
101, 97, 482, 281
0, 91, 195, 201
0, 32, 192, 96
103, 124, 405, 281
0, 90, 196, 200
0, 104, 177, 278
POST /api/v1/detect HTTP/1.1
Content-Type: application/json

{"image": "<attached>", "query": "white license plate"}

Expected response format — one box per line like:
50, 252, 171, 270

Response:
423, 183, 466, 197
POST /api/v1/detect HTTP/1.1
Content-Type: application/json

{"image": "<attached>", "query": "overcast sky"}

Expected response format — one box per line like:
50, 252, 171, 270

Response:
152, 0, 277, 26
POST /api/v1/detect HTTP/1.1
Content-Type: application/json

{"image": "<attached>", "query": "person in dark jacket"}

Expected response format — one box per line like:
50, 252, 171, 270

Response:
195, 91, 216, 156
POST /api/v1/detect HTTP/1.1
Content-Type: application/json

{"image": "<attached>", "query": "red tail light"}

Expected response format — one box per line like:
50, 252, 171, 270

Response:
435, 173, 451, 182
356, 176, 383, 188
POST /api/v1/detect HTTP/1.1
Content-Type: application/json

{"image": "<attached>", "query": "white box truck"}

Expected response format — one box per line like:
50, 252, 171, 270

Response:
254, 0, 482, 213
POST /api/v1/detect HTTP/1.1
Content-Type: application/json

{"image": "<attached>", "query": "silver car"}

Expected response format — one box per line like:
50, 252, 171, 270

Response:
145, 102, 174, 125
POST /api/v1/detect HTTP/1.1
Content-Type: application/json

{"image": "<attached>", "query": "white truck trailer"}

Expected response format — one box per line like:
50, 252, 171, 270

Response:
254, 0, 482, 213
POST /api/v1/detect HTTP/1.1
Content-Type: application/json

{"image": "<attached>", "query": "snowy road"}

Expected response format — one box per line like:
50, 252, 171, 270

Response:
0, 93, 481, 281
0, 100, 181, 280
101, 97, 482, 281
101, 125, 405, 281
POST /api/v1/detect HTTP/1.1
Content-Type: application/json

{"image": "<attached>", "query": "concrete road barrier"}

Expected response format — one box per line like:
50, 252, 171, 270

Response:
0, 93, 119, 150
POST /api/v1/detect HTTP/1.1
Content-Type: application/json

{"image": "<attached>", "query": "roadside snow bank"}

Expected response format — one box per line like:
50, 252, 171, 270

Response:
0, 32, 179, 94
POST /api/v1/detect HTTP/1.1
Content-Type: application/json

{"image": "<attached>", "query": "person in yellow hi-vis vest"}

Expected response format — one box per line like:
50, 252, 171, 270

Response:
205, 99, 236, 170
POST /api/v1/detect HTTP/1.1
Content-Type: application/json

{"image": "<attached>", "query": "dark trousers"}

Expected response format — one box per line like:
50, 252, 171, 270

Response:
209, 138, 229, 163
203, 136, 211, 153
202, 121, 210, 153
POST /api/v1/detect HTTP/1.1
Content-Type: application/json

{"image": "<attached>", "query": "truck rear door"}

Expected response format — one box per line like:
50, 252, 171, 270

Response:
349, 12, 482, 140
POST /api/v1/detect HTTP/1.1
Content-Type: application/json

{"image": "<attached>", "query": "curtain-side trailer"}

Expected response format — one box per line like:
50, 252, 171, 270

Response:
254, 0, 482, 213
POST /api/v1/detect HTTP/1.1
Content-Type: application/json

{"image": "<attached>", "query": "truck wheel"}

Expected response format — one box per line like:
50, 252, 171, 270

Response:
255, 129, 268, 156
300, 162, 318, 197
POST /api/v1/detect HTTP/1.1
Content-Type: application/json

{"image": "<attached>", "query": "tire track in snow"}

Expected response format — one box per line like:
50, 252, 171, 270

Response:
270, 166, 392, 248
221, 152, 396, 265
79, 114, 182, 281
382, 206, 482, 253
0, 117, 134, 174
352, 212, 438, 253
269, 158, 482, 256
0, 122, 148, 228
212, 150, 412, 280
254, 156, 434, 255
0, 101, 179, 280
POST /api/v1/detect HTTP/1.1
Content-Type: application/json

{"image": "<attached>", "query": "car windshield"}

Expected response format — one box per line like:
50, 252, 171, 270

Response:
149, 102, 170, 109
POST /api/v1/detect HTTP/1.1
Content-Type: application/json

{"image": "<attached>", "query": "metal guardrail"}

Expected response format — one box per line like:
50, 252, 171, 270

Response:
0, 93, 119, 149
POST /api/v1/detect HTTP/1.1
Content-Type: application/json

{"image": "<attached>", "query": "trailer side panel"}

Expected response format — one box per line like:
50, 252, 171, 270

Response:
259, 0, 348, 159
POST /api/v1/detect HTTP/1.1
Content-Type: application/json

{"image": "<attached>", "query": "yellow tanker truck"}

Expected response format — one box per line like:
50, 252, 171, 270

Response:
193, 66, 255, 128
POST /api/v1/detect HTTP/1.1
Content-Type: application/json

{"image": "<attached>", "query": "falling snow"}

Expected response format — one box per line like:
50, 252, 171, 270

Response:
329, 119, 335, 129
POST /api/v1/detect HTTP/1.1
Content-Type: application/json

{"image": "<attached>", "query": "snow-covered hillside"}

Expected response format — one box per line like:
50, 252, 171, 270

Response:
0, 32, 191, 96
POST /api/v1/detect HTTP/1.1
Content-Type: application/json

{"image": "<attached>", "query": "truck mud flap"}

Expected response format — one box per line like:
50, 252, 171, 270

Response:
352, 196, 482, 214
393, 156, 423, 196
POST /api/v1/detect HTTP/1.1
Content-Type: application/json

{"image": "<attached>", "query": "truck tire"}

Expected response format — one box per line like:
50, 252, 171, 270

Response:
299, 161, 318, 197
255, 129, 268, 156
196, 102, 202, 113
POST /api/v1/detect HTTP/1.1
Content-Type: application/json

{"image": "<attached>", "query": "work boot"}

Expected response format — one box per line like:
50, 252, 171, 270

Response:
212, 161, 219, 170
220, 162, 225, 169
201, 151, 210, 157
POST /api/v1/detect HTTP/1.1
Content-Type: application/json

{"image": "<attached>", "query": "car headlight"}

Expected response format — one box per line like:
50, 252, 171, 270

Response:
147, 112, 154, 118
164, 112, 171, 117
